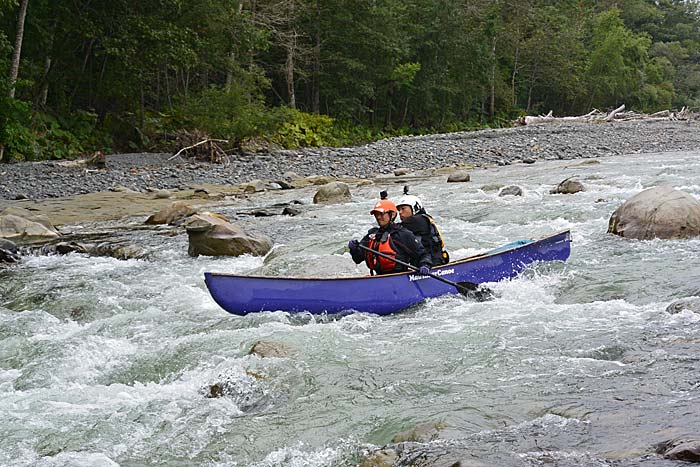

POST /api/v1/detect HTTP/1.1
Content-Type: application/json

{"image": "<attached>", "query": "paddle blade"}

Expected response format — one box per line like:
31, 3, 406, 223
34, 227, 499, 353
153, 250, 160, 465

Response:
456, 282, 495, 302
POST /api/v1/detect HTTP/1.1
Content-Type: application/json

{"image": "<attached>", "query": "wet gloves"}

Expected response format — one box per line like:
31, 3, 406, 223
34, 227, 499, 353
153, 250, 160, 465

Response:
348, 239, 359, 251
419, 265, 430, 275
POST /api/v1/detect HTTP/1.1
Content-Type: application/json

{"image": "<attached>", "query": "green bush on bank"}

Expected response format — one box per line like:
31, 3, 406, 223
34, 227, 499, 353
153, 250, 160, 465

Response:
0, 88, 111, 162
0, 93, 37, 161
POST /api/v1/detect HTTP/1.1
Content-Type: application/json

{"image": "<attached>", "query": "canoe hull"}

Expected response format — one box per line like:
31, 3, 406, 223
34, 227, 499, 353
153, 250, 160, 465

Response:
204, 230, 571, 316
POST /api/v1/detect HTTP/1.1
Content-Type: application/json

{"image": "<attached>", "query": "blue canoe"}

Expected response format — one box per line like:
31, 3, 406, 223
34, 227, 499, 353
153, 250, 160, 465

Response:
204, 229, 571, 316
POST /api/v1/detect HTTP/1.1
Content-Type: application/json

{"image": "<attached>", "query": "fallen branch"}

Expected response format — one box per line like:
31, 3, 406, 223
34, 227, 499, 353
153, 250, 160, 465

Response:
604, 104, 625, 121
168, 138, 229, 161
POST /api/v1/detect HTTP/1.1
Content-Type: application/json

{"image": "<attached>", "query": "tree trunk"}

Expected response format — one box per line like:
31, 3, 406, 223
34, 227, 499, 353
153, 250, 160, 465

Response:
139, 81, 145, 133
511, 42, 519, 108
8, 0, 30, 98
226, 2, 244, 92
39, 55, 52, 106
225, 50, 235, 91
165, 63, 172, 107
39, 24, 55, 106
400, 96, 410, 127
285, 31, 297, 109
312, 10, 320, 114
489, 35, 496, 117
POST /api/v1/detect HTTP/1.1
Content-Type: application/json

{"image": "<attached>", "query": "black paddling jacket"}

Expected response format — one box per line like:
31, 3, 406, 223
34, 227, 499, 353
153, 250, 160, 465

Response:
350, 223, 431, 275
401, 213, 449, 265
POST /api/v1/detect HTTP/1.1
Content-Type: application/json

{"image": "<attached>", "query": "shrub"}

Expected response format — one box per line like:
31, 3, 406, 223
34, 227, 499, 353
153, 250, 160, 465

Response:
268, 108, 337, 149
163, 86, 271, 147
0, 93, 39, 161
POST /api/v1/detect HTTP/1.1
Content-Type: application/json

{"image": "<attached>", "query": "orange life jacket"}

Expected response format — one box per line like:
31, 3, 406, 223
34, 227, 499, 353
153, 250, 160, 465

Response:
366, 231, 399, 274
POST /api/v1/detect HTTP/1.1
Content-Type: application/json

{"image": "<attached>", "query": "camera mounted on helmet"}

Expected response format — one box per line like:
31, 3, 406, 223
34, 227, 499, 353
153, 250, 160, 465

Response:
396, 185, 423, 215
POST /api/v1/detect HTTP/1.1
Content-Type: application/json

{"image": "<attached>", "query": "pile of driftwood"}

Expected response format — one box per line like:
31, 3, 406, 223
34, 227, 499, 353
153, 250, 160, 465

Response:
517, 104, 699, 125
169, 130, 229, 163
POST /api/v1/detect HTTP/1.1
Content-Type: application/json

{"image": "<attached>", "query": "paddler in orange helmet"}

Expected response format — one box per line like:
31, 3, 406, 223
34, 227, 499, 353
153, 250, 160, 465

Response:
348, 194, 432, 275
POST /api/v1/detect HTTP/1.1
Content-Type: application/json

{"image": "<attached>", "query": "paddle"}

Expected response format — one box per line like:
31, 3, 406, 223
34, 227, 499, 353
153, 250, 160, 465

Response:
358, 244, 493, 301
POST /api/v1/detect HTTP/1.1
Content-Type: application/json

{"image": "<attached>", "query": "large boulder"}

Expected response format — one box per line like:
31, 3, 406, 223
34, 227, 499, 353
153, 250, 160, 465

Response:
608, 186, 700, 240
313, 181, 351, 204
185, 213, 272, 257
551, 178, 584, 194
447, 171, 470, 183
145, 201, 196, 225
0, 208, 60, 244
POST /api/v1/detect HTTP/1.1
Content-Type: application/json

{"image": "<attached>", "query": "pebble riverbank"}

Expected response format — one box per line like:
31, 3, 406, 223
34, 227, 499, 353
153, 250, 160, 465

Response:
2, 120, 700, 201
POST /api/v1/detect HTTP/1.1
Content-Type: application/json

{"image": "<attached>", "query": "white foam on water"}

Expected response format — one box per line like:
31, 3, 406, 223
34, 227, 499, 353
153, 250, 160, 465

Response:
518, 450, 610, 466
245, 441, 351, 467
34, 451, 119, 467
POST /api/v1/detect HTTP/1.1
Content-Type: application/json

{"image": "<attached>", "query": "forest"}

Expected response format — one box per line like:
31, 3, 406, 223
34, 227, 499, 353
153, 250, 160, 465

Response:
1, 0, 700, 161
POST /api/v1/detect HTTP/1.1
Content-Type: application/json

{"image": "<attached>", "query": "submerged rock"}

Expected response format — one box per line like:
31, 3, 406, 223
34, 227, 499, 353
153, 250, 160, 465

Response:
480, 184, 504, 192
392, 421, 446, 443
666, 297, 700, 314
204, 371, 270, 412
499, 185, 523, 197
249, 341, 294, 358
0, 238, 20, 262
608, 186, 700, 239
655, 438, 700, 462
39, 241, 149, 260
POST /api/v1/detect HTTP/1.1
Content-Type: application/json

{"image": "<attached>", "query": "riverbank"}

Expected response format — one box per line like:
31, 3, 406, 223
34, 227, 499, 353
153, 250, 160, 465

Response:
2, 120, 700, 203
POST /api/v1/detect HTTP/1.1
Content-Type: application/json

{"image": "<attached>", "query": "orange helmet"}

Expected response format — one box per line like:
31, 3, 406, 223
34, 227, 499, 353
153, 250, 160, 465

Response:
370, 199, 397, 215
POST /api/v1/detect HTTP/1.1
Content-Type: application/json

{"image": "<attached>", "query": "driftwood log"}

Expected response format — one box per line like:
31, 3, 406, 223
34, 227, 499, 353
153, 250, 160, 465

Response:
517, 104, 698, 125
169, 130, 230, 163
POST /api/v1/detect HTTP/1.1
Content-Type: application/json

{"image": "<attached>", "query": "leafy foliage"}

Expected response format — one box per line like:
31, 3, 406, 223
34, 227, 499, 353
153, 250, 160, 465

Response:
270, 108, 337, 148
2, 0, 700, 161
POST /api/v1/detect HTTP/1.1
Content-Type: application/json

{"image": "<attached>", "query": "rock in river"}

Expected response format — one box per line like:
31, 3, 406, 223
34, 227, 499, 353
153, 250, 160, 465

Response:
185, 213, 272, 257
608, 186, 700, 240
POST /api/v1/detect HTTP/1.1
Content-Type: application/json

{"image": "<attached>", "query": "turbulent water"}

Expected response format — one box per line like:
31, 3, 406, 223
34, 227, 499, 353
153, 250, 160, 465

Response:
1, 151, 700, 466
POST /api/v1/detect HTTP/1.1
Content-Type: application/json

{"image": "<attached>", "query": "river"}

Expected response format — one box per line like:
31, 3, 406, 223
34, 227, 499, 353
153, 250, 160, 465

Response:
1, 151, 699, 466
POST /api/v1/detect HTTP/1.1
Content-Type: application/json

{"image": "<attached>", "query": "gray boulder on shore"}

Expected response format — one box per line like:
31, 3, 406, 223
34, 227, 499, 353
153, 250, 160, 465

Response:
608, 186, 700, 240
0, 208, 60, 244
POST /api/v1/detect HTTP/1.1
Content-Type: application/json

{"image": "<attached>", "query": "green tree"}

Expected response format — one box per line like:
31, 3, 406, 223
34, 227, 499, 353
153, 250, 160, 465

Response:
585, 8, 652, 108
